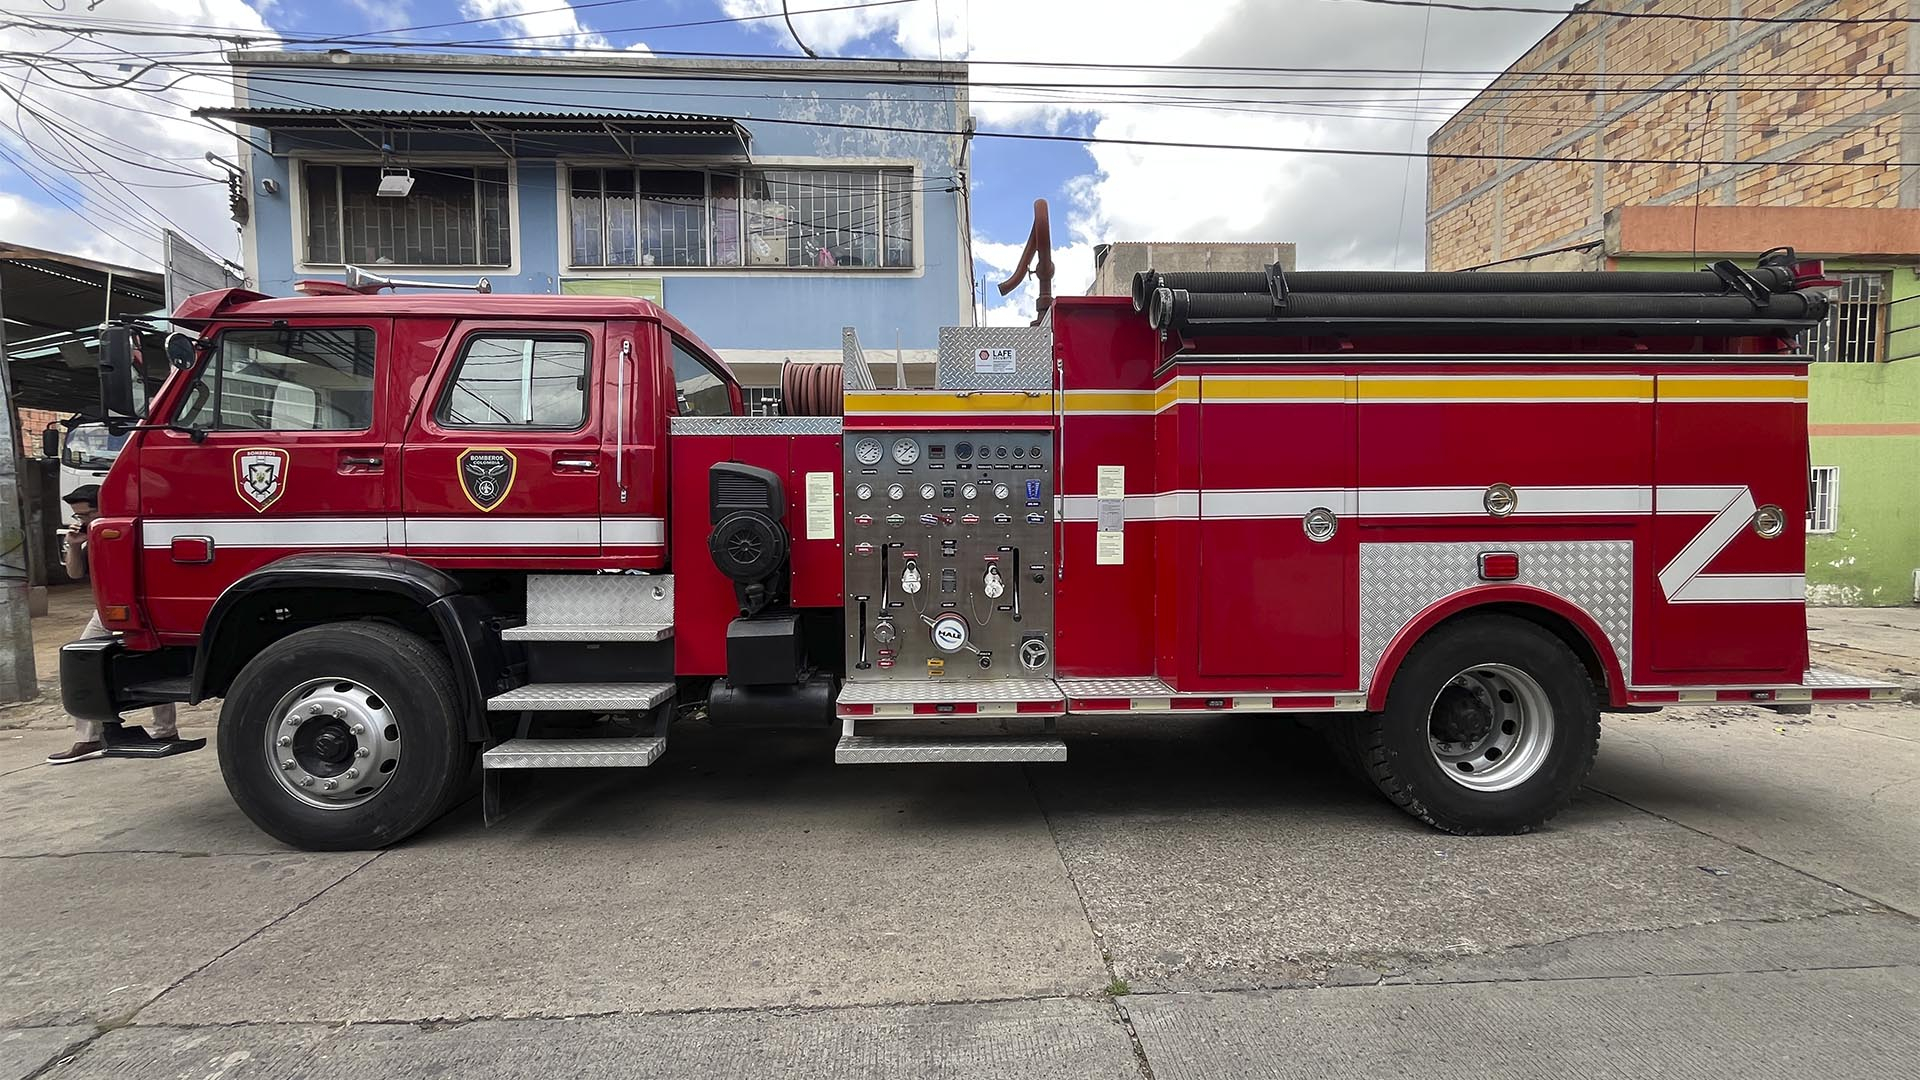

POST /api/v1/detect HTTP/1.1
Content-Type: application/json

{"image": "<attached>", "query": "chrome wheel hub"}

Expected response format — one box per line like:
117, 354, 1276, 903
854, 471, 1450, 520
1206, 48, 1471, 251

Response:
265, 677, 399, 810
1426, 664, 1554, 792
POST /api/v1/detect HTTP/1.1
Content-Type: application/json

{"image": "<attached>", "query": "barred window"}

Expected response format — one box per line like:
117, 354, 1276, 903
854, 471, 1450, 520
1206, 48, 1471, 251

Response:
569, 166, 912, 270
1807, 466, 1838, 534
1800, 272, 1887, 363
303, 164, 511, 268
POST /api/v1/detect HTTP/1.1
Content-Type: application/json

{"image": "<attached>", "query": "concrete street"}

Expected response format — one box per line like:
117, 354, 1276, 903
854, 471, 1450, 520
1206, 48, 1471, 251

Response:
2, 590, 1916, 1078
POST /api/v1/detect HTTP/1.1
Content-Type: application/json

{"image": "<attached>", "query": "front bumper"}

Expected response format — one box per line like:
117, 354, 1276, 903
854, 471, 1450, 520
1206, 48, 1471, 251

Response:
60, 638, 194, 723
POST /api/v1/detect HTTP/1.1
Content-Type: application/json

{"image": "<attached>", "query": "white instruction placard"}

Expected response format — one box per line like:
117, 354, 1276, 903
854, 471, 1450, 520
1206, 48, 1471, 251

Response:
975, 347, 1017, 374
804, 471, 836, 540
1095, 464, 1125, 565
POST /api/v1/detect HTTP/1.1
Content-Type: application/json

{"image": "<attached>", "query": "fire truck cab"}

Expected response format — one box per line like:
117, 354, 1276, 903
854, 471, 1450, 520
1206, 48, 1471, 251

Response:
64, 255, 1900, 851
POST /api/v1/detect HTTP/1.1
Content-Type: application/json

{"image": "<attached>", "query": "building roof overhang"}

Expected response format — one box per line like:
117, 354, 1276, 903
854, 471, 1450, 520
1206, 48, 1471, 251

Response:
195, 106, 753, 162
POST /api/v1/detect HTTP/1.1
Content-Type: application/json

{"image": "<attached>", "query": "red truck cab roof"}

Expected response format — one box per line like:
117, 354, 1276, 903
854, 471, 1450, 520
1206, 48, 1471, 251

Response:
171, 287, 738, 384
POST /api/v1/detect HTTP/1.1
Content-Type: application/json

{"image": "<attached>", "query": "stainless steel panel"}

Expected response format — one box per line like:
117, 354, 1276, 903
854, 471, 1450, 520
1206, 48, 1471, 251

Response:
526, 573, 674, 630
670, 416, 844, 435
500, 624, 674, 642
485, 682, 676, 712
841, 326, 878, 390
845, 429, 1054, 682
1801, 667, 1895, 689
835, 736, 1067, 764
483, 737, 667, 769
1357, 541, 1633, 693
836, 678, 1063, 705
936, 325, 1053, 390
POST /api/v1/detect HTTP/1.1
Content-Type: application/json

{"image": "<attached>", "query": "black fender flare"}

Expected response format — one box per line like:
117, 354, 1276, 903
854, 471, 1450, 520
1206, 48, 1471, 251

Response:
192, 553, 505, 741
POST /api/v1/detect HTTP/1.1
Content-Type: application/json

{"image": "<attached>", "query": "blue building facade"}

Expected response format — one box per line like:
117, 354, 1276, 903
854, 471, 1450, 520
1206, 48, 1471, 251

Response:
217, 52, 973, 388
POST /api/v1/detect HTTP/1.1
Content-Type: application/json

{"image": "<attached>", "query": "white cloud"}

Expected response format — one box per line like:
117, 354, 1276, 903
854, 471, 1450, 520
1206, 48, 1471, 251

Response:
0, 0, 280, 272
458, 0, 642, 55
726, 0, 1566, 275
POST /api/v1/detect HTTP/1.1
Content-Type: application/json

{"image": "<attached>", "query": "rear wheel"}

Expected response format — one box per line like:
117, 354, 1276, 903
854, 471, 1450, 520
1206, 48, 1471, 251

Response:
1356, 614, 1599, 834
219, 622, 471, 850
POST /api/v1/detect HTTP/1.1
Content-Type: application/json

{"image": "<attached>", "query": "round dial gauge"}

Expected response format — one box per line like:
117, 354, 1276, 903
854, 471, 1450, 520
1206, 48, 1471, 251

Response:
962, 483, 978, 500
993, 483, 1010, 500
854, 483, 873, 500
887, 484, 905, 500
891, 438, 920, 466
919, 483, 937, 500
853, 437, 883, 466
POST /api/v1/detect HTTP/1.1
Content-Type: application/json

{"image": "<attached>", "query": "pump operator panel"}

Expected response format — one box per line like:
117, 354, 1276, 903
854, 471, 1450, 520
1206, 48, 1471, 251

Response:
843, 430, 1055, 681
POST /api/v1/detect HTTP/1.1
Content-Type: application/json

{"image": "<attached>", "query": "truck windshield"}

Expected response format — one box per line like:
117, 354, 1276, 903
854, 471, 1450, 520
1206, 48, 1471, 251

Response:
62, 424, 127, 469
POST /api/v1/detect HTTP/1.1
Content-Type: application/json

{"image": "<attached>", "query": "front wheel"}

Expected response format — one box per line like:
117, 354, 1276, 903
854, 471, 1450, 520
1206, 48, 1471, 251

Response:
219, 622, 471, 850
1355, 614, 1599, 834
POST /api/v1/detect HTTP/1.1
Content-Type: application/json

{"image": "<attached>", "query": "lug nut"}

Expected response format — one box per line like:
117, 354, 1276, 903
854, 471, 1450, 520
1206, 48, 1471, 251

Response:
309, 704, 322, 715
355, 747, 370, 759
277, 735, 291, 747
280, 759, 294, 770
345, 769, 359, 780
299, 777, 313, 787
333, 708, 347, 719
323, 779, 338, 790
351, 724, 366, 736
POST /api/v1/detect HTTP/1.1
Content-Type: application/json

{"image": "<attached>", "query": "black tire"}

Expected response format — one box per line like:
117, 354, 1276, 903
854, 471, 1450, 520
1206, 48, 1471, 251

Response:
219, 622, 472, 851
1356, 614, 1599, 835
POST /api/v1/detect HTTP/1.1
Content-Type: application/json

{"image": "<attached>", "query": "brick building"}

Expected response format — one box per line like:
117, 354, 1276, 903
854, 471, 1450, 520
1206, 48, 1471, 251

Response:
1089, 242, 1296, 296
1426, 0, 1918, 606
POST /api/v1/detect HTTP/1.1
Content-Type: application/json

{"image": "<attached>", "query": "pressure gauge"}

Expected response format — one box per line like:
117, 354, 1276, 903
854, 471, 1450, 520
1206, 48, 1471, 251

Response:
993, 483, 1010, 500
919, 483, 937, 500
887, 483, 905, 500
891, 438, 920, 466
854, 437, 883, 466
962, 483, 978, 500
854, 483, 872, 501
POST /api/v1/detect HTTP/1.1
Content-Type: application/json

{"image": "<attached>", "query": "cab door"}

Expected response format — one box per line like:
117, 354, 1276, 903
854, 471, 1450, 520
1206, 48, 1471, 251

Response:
135, 322, 392, 637
400, 321, 604, 564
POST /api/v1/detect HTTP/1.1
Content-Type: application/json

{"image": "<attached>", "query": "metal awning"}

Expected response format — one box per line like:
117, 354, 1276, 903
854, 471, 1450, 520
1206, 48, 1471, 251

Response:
0, 242, 164, 413
195, 107, 753, 162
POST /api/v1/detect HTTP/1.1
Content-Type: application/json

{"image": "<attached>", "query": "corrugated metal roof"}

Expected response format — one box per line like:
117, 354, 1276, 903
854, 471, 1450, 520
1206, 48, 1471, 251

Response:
197, 106, 740, 126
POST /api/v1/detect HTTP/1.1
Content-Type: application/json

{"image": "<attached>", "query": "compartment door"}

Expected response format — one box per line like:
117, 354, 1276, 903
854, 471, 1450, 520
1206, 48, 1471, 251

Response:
1194, 375, 1357, 683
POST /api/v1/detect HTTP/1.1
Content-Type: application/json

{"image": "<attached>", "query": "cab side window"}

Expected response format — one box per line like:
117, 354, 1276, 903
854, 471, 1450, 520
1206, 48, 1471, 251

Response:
176, 328, 376, 431
436, 334, 591, 430
670, 337, 732, 416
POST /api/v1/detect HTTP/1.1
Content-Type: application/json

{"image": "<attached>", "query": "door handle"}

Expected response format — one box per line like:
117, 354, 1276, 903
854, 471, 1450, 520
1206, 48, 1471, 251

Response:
554, 457, 597, 470
552, 451, 599, 473
337, 451, 384, 474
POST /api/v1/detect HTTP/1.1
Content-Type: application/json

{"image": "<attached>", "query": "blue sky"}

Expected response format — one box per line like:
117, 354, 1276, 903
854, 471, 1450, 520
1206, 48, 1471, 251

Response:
0, 0, 1571, 320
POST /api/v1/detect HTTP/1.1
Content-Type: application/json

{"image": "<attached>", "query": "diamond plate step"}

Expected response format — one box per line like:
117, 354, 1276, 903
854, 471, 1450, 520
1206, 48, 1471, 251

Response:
485, 682, 675, 712
483, 737, 666, 769
835, 736, 1067, 764
500, 624, 674, 642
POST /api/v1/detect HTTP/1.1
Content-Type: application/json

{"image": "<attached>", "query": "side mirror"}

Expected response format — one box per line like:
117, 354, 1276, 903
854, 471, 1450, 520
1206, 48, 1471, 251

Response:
165, 331, 197, 370
40, 427, 57, 458
98, 326, 141, 419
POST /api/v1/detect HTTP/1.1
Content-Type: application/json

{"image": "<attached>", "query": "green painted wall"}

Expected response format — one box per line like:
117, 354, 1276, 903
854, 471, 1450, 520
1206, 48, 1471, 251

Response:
1619, 256, 1919, 605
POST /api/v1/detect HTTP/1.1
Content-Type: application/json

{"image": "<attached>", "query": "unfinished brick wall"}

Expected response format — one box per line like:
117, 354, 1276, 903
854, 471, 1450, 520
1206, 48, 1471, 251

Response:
1426, 0, 1913, 270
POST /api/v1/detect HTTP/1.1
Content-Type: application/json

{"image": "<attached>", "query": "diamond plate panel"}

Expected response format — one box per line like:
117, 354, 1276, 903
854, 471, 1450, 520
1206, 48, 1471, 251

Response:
526, 574, 673, 629
1801, 667, 1895, 689
836, 679, 1062, 705
835, 736, 1067, 764
936, 325, 1054, 390
483, 737, 666, 769
500, 624, 674, 642
1358, 542, 1633, 693
670, 416, 844, 436
1057, 677, 1176, 697
841, 326, 878, 390
486, 682, 676, 711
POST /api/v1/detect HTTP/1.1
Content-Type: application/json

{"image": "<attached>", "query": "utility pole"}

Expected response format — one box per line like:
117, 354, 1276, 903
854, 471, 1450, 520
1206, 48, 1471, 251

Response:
0, 278, 40, 702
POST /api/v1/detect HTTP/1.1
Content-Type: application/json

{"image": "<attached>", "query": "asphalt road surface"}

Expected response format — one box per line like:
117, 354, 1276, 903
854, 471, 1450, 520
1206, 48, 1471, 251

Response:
3, 696, 1915, 1079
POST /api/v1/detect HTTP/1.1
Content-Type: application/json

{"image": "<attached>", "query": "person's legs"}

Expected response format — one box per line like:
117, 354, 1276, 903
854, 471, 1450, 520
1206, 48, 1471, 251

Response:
147, 703, 178, 740
48, 613, 112, 764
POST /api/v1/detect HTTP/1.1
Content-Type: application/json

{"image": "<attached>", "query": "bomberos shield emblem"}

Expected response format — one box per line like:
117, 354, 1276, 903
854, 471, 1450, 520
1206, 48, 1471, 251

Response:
233, 448, 288, 513
458, 447, 516, 512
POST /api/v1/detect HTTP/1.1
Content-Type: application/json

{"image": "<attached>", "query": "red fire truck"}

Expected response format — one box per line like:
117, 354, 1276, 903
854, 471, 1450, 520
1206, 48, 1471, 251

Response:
64, 252, 1898, 850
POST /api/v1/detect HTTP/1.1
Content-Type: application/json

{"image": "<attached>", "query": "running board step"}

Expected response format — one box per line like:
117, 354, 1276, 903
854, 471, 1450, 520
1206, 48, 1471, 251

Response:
483, 737, 666, 769
835, 736, 1067, 764
485, 682, 675, 712
501, 624, 673, 642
